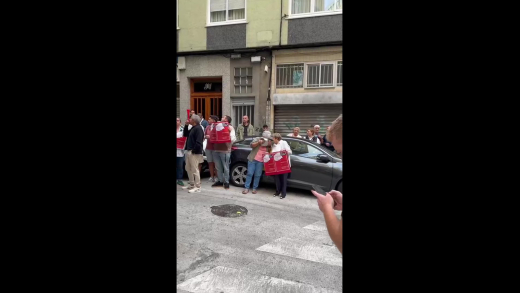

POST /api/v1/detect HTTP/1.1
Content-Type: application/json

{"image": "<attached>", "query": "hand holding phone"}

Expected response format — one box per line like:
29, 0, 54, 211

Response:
311, 184, 326, 195
312, 184, 338, 209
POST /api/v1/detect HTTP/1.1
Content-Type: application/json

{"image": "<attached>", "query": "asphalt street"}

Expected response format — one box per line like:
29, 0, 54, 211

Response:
176, 173, 343, 292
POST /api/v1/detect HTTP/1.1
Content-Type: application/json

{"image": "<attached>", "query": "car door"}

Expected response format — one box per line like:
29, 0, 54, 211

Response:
286, 140, 333, 190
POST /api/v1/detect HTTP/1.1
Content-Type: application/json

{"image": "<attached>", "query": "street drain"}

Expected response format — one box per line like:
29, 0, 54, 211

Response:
210, 204, 248, 218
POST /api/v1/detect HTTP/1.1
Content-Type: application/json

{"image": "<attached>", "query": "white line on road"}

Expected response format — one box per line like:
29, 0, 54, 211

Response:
303, 221, 328, 231
256, 237, 342, 267
177, 266, 340, 293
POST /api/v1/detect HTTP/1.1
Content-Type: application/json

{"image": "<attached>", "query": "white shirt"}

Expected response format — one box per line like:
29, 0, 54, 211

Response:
271, 140, 293, 167
287, 133, 302, 138
176, 127, 185, 157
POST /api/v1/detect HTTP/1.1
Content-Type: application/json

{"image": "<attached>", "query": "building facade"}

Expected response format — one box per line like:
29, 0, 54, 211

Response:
177, 0, 342, 133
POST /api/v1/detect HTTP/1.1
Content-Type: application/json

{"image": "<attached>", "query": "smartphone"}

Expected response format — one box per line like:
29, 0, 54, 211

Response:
311, 184, 326, 195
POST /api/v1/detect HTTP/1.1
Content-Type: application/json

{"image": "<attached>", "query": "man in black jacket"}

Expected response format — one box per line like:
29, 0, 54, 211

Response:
182, 114, 205, 193
322, 126, 335, 152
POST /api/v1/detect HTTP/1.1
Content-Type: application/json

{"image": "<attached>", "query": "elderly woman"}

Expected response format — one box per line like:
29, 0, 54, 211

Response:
271, 133, 293, 199
243, 131, 272, 194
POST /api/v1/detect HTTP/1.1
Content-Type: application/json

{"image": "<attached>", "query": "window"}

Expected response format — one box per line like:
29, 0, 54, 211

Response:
306, 63, 334, 88
234, 68, 252, 94
288, 141, 324, 159
337, 61, 342, 86
291, 0, 342, 16
233, 104, 254, 131
209, 0, 246, 24
276, 64, 304, 88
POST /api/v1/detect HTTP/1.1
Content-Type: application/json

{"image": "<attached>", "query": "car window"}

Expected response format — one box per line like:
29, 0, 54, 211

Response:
289, 140, 324, 159
235, 138, 253, 146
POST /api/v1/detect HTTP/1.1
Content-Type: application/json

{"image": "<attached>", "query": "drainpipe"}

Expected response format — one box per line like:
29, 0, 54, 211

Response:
270, 0, 285, 132
266, 50, 273, 131
279, 0, 283, 46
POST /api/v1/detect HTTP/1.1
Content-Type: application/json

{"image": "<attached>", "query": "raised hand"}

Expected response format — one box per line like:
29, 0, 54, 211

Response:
311, 190, 335, 213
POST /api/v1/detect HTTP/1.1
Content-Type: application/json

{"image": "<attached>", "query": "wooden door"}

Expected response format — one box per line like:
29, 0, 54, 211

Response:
190, 78, 223, 120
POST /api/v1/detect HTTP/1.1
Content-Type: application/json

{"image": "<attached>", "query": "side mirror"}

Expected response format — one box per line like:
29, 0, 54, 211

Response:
317, 154, 330, 163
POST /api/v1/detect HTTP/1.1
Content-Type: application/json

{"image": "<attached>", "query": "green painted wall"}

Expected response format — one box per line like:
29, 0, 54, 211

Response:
178, 0, 291, 51
246, 0, 283, 47
178, 0, 207, 52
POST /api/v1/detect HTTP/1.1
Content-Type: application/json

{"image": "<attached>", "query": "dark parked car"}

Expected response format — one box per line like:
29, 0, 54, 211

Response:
229, 137, 342, 193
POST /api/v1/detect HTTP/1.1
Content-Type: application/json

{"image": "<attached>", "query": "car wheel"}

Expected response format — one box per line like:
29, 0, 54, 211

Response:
230, 163, 247, 187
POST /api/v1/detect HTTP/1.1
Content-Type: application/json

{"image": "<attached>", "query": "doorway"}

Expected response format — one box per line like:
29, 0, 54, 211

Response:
190, 78, 222, 121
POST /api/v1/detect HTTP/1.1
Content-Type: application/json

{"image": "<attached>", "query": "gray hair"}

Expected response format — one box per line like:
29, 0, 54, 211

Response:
191, 114, 201, 124
262, 131, 272, 139
314, 125, 320, 129
273, 133, 282, 140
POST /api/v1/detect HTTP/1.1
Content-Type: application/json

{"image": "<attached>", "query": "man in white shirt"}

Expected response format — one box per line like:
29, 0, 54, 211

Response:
314, 125, 324, 145
286, 127, 302, 138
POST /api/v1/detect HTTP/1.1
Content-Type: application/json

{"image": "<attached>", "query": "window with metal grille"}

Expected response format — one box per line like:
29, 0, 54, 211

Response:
276, 64, 304, 88
337, 61, 342, 86
233, 104, 254, 130
234, 67, 252, 94
306, 63, 334, 88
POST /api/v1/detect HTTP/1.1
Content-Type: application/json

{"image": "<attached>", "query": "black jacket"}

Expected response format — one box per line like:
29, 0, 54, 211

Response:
305, 135, 319, 143
322, 135, 335, 151
183, 124, 204, 154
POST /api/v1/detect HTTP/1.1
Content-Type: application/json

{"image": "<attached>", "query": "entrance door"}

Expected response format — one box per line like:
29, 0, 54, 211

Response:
190, 78, 222, 120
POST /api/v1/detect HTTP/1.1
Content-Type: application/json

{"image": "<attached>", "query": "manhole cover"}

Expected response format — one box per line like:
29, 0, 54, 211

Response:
210, 204, 248, 218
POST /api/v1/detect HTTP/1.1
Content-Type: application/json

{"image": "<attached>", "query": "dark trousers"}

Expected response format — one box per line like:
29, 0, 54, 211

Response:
274, 173, 289, 198
176, 156, 184, 180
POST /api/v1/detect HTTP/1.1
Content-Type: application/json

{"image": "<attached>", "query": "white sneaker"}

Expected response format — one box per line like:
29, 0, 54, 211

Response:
182, 185, 194, 190
208, 177, 214, 182
188, 187, 201, 193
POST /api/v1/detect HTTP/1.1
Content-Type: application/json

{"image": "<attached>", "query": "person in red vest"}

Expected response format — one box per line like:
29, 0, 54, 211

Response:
212, 115, 236, 190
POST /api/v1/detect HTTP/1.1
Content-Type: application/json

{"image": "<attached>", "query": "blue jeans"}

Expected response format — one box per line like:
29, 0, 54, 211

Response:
214, 152, 231, 184
244, 160, 264, 190
176, 156, 184, 180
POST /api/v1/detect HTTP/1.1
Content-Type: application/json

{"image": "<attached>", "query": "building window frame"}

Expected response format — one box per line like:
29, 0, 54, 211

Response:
303, 61, 339, 88
336, 61, 342, 87
275, 63, 305, 89
288, 0, 342, 19
276, 60, 343, 89
234, 67, 253, 94
177, 0, 179, 30
231, 97, 255, 129
207, 0, 247, 27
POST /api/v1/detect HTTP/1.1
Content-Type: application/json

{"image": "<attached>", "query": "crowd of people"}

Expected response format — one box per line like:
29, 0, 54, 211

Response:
177, 112, 343, 254
176, 111, 236, 192
177, 113, 337, 191
177, 111, 335, 193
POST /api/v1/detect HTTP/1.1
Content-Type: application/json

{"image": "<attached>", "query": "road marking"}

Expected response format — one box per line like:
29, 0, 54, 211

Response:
303, 221, 328, 231
177, 266, 340, 293
256, 237, 342, 267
